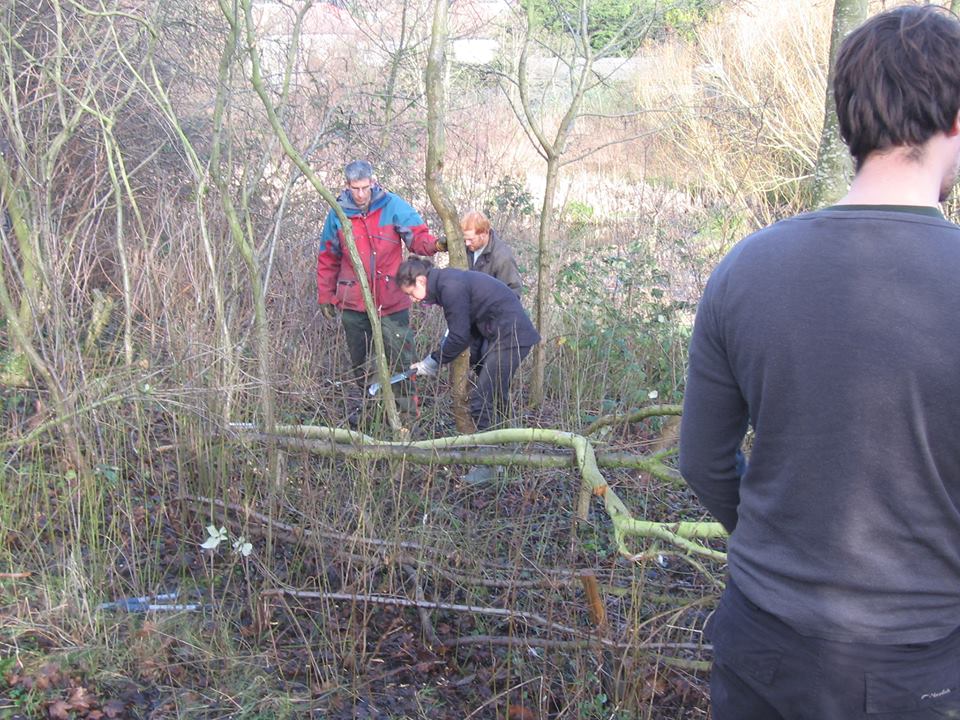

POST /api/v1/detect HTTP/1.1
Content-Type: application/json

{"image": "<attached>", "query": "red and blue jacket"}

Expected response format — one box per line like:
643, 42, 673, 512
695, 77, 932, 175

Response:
317, 185, 438, 316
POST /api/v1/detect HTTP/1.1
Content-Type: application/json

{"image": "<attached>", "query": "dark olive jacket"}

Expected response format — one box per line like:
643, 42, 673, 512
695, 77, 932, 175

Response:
468, 229, 522, 298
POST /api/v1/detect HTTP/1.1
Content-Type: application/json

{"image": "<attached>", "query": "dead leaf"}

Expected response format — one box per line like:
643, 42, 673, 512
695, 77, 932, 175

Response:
39, 663, 63, 686
507, 704, 537, 720
103, 699, 126, 718
135, 621, 158, 640
635, 673, 670, 702
47, 700, 71, 720
66, 685, 94, 712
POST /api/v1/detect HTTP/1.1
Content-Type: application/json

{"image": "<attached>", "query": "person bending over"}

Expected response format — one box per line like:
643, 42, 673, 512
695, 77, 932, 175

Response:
396, 257, 540, 483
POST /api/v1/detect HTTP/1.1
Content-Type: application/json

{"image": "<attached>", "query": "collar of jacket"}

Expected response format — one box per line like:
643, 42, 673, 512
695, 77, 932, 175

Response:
336, 185, 389, 216
481, 228, 503, 256
472, 228, 499, 262
424, 267, 441, 305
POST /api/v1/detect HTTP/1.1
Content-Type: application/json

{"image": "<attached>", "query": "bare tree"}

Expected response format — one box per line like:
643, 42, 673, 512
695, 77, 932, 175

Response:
229, 0, 409, 436
811, 0, 868, 206
424, 0, 473, 432
499, 1, 655, 406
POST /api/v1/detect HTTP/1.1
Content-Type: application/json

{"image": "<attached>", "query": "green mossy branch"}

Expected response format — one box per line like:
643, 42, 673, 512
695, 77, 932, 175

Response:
582, 403, 683, 436
230, 421, 728, 563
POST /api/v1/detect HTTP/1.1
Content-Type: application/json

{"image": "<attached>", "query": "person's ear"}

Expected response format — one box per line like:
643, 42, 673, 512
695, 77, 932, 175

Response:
949, 111, 960, 137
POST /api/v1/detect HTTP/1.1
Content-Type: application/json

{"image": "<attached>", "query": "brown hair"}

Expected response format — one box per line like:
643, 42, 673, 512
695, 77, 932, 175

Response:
834, 5, 960, 169
460, 210, 491, 234
395, 257, 433, 289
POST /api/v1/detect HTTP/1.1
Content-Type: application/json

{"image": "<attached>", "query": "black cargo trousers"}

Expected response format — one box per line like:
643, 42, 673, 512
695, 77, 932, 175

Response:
467, 330, 533, 431
707, 578, 960, 719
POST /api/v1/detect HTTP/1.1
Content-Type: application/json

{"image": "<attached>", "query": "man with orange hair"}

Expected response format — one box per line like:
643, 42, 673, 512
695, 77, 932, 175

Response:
460, 210, 522, 298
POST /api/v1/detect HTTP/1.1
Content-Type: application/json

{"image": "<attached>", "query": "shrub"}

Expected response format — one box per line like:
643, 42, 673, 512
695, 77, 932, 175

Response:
552, 238, 691, 412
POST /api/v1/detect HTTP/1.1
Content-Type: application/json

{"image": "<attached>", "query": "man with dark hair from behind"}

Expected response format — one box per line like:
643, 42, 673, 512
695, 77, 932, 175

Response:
679, 6, 960, 719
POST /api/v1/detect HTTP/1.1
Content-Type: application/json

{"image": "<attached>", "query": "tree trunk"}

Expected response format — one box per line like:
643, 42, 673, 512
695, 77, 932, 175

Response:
529, 154, 559, 407
424, 0, 473, 432
233, 0, 406, 436
811, 0, 868, 206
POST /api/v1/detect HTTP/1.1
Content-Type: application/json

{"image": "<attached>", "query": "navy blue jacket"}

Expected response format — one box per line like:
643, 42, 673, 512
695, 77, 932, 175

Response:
424, 268, 540, 365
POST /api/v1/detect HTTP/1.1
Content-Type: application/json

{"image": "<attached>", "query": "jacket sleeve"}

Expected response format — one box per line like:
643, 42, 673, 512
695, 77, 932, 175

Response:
494, 246, 523, 298
387, 194, 438, 256
678, 277, 749, 533
317, 210, 342, 305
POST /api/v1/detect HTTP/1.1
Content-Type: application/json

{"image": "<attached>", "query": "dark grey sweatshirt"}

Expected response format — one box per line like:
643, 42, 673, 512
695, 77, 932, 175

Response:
679, 206, 960, 644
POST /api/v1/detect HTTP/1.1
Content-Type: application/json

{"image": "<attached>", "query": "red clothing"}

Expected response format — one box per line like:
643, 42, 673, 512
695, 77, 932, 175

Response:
317, 187, 437, 316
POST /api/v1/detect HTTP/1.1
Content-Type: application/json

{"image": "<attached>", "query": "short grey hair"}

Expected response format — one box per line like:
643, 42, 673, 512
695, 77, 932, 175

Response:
344, 160, 374, 183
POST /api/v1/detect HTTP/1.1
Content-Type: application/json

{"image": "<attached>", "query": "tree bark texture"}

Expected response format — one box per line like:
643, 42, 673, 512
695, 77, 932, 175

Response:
811, 0, 868, 206
425, 0, 473, 432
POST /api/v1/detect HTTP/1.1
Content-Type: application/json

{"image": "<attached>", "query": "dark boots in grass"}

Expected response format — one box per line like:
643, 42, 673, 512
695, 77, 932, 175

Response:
463, 465, 504, 485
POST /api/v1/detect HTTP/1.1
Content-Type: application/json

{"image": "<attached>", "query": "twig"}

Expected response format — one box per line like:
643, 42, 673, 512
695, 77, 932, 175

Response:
261, 587, 625, 650
179, 494, 607, 586
444, 633, 710, 658
227, 425, 728, 561
403, 564, 442, 649
582, 404, 683, 437
237, 430, 684, 479
579, 570, 607, 628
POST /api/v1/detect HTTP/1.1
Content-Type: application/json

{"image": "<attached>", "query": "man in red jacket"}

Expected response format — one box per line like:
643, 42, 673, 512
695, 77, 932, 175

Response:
317, 161, 445, 424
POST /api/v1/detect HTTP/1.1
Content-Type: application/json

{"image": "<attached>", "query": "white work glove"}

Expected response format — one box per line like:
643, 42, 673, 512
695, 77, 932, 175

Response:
411, 355, 439, 378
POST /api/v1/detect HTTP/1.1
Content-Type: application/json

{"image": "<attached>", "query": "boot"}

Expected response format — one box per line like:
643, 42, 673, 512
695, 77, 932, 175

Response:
463, 465, 503, 485
346, 396, 371, 429
346, 403, 365, 429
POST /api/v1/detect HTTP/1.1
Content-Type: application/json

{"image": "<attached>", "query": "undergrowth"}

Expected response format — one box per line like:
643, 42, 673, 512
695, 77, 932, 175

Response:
0, 330, 720, 719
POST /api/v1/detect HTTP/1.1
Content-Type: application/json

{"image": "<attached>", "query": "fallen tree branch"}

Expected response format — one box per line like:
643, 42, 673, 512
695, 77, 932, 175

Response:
582, 404, 683, 437
179, 494, 587, 590
264, 586, 627, 651
261, 586, 709, 671
442, 634, 710, 671
227, 423, 728, 562
232, 430, 682, 484
180, 494, 719, 605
